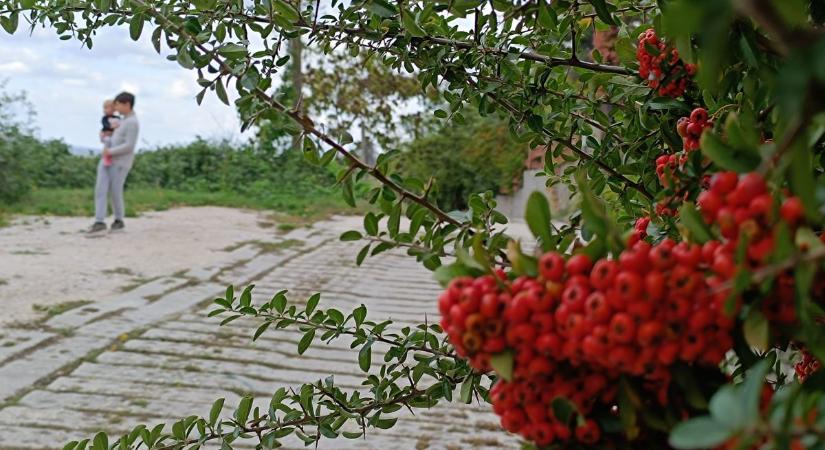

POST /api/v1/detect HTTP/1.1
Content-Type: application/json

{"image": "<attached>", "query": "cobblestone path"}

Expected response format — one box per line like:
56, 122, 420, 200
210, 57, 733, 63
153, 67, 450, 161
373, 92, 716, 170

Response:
0, 217, 520, 450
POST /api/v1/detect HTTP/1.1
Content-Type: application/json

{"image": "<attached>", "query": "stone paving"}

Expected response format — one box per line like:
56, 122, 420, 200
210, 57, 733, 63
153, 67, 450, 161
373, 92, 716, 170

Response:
0, 217, 522, 449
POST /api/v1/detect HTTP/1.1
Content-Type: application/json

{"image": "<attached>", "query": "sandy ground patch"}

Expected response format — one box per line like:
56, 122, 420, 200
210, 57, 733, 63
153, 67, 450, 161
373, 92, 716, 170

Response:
0, 207, 283, 326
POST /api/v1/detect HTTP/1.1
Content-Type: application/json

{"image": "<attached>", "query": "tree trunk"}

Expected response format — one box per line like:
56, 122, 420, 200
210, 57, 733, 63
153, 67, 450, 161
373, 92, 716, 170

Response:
289, 3, 303, 151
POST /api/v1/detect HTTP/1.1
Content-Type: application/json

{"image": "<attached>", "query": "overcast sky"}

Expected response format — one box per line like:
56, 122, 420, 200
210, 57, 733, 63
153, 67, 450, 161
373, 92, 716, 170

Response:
0, 23, 246, 150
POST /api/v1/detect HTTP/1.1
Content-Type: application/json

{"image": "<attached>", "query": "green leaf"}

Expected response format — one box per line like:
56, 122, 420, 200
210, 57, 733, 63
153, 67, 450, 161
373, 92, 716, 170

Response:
209, 398, 225, 426
789, 141, 818, 220
374, 418, 397, 429
271, 292, 287, 313
273, 0, 301, 22
743, 309, 769, 351
708, 386, 745, 429
363, 213, 379, 236
459, 375, 474, 403
217, 43, 248, 59
253, 322, 271, 341
679, 202, 713, 244
741, 360, 770, 423
356, 244, 370, 266
551, 397, 577, 424
617, 378, 639, 438
588, 0, 616, 25
92, 432, 107, 450
305, 293, 320, 315
367, 0, 398, 18
358, 340, 373, 372
340, 230, 363, 241
215, 79, 229, 105
129, 15, 144, 41
669, 417, 734, 449
176, 48, 195, 70
235, 396, 253, 425
353, 305, 367, 327
401, 10, 426, 37
490, 351, 513, 381
700, 131, 760, 173
537, 1, 557, 29
388, 202, 401, 237
239, 285, 253, 307
525, 191, 554, 251
297, 328, 315, 355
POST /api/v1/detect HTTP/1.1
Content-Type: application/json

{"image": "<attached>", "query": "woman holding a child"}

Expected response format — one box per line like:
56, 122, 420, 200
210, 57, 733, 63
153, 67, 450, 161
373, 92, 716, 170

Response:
87, 91, 139, 235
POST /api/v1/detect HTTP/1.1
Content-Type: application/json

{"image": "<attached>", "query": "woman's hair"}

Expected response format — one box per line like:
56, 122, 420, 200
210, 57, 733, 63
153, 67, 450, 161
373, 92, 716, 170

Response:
114, 92, 135, 108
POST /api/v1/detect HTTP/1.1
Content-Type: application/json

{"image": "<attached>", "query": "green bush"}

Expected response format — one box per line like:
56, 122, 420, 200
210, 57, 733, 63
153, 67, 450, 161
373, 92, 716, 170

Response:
396, 114, 527, 210
127, 139, 336, 196
0, 130, 31, 203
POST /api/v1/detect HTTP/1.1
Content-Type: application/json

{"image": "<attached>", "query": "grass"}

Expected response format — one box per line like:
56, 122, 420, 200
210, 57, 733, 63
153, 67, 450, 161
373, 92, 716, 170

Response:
0, 187, 365, 224
32, 300, 93, 319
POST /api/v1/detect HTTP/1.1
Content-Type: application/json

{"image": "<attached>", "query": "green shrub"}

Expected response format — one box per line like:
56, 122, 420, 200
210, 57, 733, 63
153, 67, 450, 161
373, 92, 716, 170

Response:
0, 130, 31, 203
396, 114, 527, 210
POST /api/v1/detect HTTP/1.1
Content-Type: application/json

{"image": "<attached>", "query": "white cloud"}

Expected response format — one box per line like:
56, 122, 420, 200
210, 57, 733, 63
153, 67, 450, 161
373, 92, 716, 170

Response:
62, 78, 88, 87
119, 81, 141, 95
0, 61, 29, 75
0, 24, 247, 148
168, 77, 194, 99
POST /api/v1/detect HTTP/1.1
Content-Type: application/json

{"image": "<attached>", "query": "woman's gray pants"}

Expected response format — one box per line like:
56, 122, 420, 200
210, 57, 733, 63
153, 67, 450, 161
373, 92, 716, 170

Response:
94, 161, 131, 223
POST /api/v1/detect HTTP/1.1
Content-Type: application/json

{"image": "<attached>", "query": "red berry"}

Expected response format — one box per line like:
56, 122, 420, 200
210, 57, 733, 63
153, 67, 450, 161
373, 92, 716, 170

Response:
615, 271, 643, 302
780, 196, 804, 225
584, 291, 612, 324
697, 190, 722, 221
749, 193, 774, 220
566, 254, 593, 275
650, 240, 676, 269
738, 173, 767, 200
539, 252, 565, 281
687, 121, 704, 137
575, 419, 601, 444
644, 270, 666, 301
480, 293, 501, 318
501, 408, 526, 433
710, 171, 738, 195
609, 313, 636, 344
637, 321, 664, 346
676, 117, 689, 137
689, 107, 708, 123
590, 259, 618, 290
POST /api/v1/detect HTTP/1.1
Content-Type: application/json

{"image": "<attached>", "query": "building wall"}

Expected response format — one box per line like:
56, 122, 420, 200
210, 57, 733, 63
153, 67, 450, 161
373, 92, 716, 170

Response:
496, 169, 571, 221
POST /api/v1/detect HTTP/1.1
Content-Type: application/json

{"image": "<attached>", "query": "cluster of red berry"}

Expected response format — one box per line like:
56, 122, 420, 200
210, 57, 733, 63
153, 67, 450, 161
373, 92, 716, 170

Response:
697, 171, 804, 266
795, 347, 821, 382
655, 153, 687, 190
491, 369, 608, 446
542, 241, 736, 401
653, 108, 713, 213
439, 241, 743, 444
637, 28, 696, 97
697, 172, 809, 325
438, 271, 508, 372
677, 108, 713, 151
628, 217, 650, 247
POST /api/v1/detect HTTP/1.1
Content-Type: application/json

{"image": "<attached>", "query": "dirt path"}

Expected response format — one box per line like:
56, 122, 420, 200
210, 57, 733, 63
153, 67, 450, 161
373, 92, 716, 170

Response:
0, 207, 287, 326
0, 213, 520, 449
